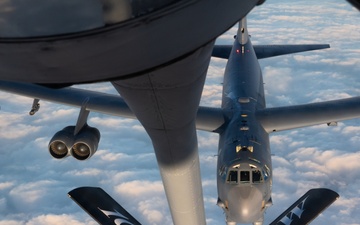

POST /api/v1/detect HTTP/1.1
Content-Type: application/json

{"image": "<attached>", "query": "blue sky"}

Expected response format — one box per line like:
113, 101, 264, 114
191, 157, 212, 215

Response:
0, 0, 360, 225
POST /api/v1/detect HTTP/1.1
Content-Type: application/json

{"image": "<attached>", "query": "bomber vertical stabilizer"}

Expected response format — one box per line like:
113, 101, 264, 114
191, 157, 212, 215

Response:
237, 17, 249, 45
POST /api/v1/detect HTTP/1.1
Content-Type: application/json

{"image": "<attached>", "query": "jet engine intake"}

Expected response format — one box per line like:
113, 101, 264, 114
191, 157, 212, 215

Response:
48, 126, 75, 159
70, 126, 101, 160
48, 125, 101, 160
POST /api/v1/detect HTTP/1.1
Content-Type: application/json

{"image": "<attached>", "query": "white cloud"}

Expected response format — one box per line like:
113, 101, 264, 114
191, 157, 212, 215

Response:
25, 214, 96, 225
9, 180, 58, 205
0, 124, 41, 139
0, 113, 22, 127
115, 180, 164, 198
267, 15, 326, 28
0, 221, 20, 225
200, 84, 222, 107
111, 171, 138, 182
198, 132, 219, 149
310, 92, 353, 102
273, 167, 297, 188
0, 91, 33, 105
66, 168, 102, 177
325, 152, 360, 172
96, 150, 130, 162
0, 113, 41, 139
0, 198, 7, 213
334, 196, 360, 217
131, 124, 146, 132
342, 125, 360, 135
269, 134, 294, 151
272, 155, 291, 167
293, 54, 321, 63
287, 148, 360, 176
263, 66, 293, 93
138, 198, 166, 225
33, 108, 78, 123
89, 117, 135, 128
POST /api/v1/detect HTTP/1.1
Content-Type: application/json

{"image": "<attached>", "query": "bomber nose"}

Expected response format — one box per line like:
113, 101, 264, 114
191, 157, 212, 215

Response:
226, 185, 264, 223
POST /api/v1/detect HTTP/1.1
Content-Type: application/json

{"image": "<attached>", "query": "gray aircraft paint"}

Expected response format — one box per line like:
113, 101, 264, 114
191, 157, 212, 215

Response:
215, 19, 272, 225
111, 42, 214, 225
0, 13, 359, 224
0, 0, 260, 84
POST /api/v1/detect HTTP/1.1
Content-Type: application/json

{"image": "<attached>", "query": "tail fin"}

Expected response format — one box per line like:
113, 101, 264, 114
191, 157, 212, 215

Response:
269, 188, 339, 225
68, 186, 142, 225
211, 44, 330, 59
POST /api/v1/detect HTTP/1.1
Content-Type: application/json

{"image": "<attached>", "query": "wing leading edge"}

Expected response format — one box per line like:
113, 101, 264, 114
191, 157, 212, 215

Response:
3, 80, 360, 134
0, 80, 225, 132
3, 81, 360, 134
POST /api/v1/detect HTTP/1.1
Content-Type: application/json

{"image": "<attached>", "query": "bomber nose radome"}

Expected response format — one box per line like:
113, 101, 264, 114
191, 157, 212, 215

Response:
226, 185, 264, 223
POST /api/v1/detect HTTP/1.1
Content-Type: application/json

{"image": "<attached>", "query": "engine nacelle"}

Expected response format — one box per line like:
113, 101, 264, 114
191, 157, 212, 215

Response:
70, 126, 101, 160
48, 126, 75, 159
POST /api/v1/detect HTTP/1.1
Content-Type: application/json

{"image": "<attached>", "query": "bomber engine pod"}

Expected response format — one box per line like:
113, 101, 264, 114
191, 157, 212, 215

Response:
48, 125, 101, 160
48, 126, 75, 159
70, 126, 101, 161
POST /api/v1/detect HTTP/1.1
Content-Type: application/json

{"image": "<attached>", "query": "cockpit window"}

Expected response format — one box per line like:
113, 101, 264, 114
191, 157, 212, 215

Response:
252, 170, 263, 183
240, 171, 250, 183
226, 168, 264, 185
263, 165, 270, 181
227, 170, 238, 184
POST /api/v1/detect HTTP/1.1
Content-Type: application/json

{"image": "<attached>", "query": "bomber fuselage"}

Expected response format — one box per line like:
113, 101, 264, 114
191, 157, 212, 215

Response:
216, 21, 273, 225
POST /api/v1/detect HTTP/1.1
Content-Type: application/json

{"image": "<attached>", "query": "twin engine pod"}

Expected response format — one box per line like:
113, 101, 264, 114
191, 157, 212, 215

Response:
48, 125, 100, 160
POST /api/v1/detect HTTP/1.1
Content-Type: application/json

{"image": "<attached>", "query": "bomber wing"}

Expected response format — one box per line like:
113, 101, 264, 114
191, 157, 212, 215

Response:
269, 188, 339, 225
254, 44, 330, 59
0, 81, 225, 132
256, 97, 360, 133
69, 187, 142, 225
0, 40, 225, 225
212, 44, 330, 59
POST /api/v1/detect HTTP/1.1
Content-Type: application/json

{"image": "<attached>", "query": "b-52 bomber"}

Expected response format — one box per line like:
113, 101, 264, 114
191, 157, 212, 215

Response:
1, 14, 356, 224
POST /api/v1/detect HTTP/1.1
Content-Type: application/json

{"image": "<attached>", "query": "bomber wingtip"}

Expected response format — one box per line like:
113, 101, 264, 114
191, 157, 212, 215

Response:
69, 186, 142, 225
269, 188, 339, 225
347, 0, 360, 10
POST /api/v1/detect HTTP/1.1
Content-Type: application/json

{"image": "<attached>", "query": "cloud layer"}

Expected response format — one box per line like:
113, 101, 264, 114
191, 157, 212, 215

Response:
0, 0, 359, 224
